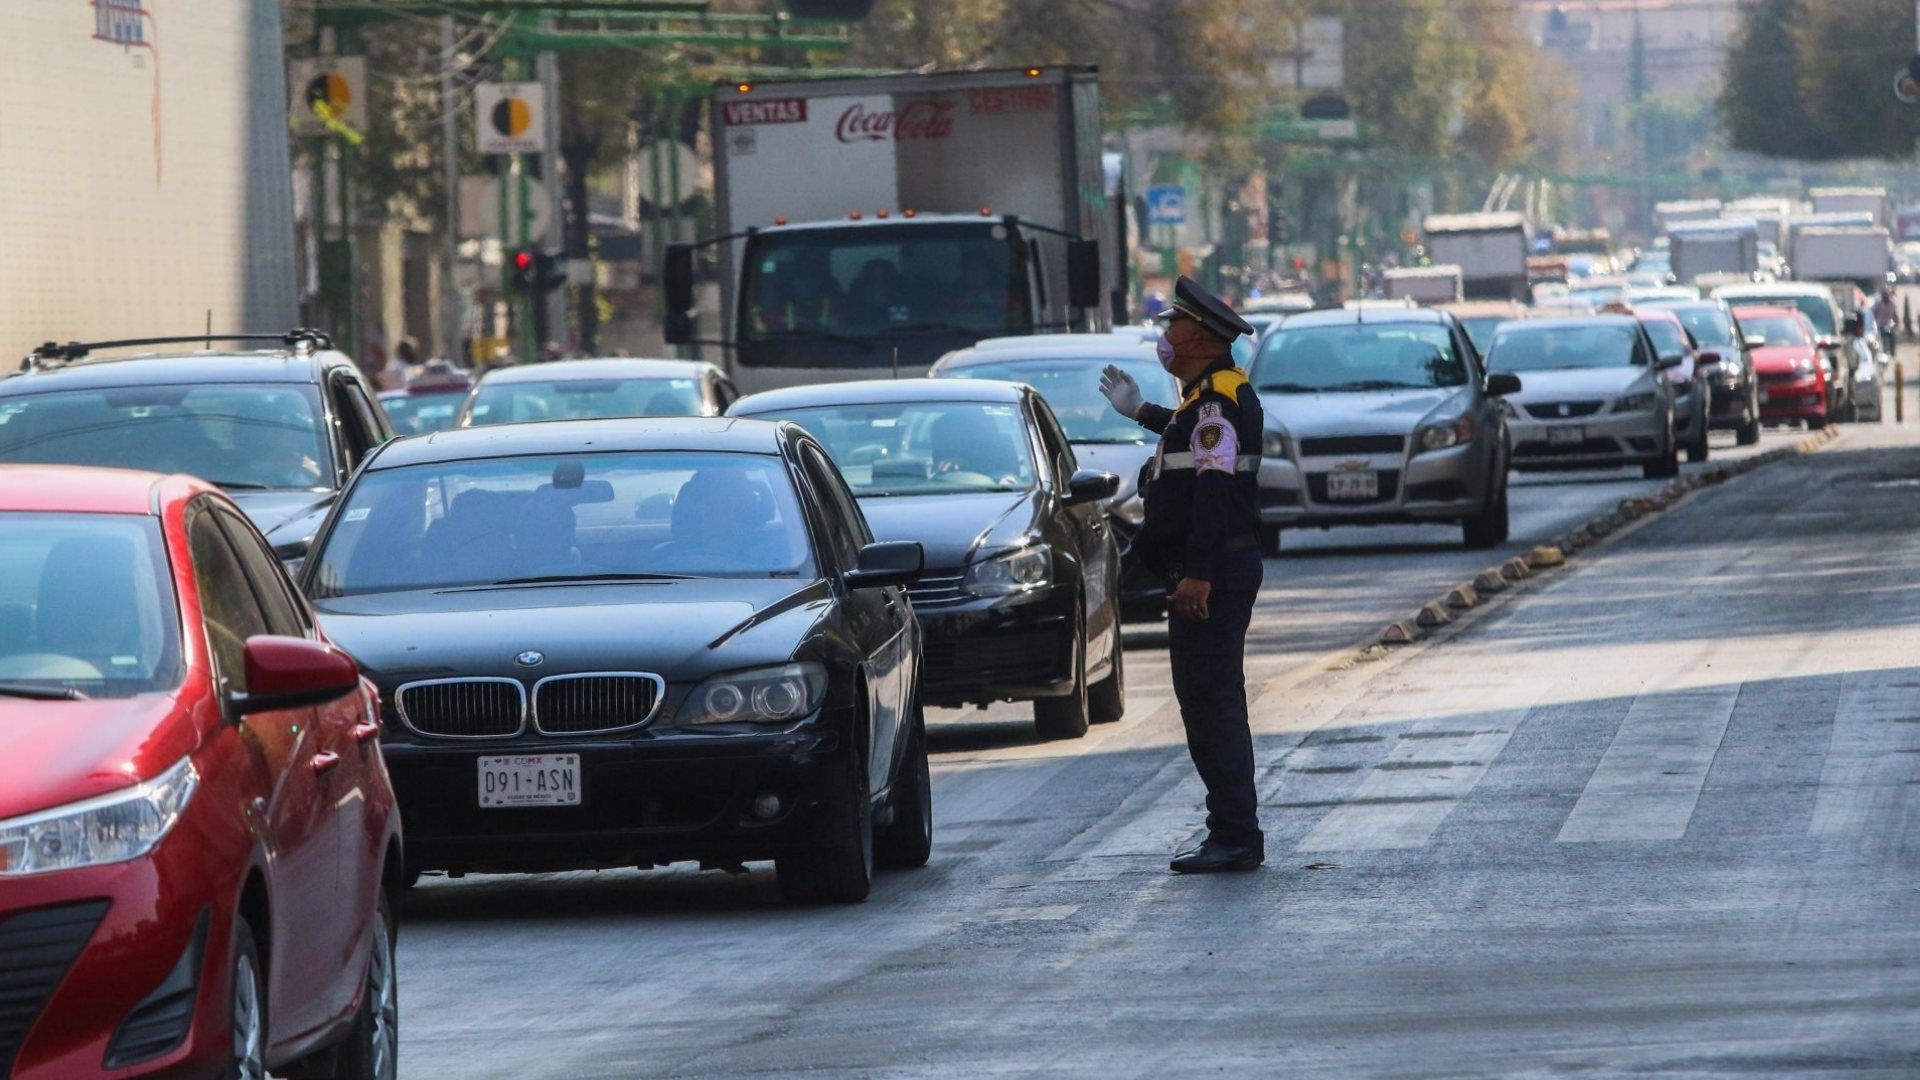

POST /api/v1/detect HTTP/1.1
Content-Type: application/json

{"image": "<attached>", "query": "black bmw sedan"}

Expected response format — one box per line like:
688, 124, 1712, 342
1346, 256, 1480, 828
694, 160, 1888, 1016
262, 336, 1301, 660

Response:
731, 379, 1123, 741
298, 417, 928, 904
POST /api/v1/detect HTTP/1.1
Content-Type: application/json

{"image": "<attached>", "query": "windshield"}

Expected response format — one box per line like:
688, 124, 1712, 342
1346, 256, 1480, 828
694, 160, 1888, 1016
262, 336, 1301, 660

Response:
0, 383, 330, 490
1740, 314, 1813, 347
0, 512, 181, 697
464, 377, 703, 427
381, 394, 463, 436
1457, 316, 1511, 352
308, 452, 815, 597
1640, 320, 1690, 359
1488, 324, 1641, 371
739, 224, 1034, 360
748, 401, 1036, 497
1725, 293, 1835, 336
1664, 306, 1736, 348
942, 357, 1172, 443
1250, 324, 1468, 393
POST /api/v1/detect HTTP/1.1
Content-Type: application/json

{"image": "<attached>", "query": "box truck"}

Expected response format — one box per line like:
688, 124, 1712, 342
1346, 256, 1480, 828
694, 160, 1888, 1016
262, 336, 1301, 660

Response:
663, 67, 1116, 392
0, 0, 298, 356
1808, 186, 1888, 228
1382, 265, 1464, 305
1654, 200, 1722, 231
1421, 213, 1531, 300
1792, 226, 1894, 289
1667, 219, 1759, 283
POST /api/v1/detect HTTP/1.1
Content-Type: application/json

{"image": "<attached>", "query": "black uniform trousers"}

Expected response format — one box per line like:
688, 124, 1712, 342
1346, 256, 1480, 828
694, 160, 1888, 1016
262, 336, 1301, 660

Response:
1166, 546, 1264, 849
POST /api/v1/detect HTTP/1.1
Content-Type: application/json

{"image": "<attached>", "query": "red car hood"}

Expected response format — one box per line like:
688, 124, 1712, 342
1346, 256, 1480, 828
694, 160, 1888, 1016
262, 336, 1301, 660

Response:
1751, 345, 1818, 376
0, 692, 203, 820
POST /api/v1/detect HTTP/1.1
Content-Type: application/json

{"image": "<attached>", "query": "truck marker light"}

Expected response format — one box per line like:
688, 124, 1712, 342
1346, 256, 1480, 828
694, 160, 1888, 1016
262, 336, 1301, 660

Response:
774, 216, 788, 226
902, 208, 916, 218
980, 207, 992, 216
736, 83, 753, 94
1025, 68, 1042, 77
850, 211, 863, 220
877, 209, 890, 218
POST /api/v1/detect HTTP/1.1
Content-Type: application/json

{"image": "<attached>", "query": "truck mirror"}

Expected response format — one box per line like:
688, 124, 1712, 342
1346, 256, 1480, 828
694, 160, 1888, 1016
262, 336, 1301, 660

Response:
664, 311, 693, 346
1067, 239, 1101, 311
664, 244, 695, 316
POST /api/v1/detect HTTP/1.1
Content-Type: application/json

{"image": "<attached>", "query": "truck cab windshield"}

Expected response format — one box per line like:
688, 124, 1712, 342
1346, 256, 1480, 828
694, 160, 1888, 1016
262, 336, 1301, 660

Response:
740, 223, 1034, 368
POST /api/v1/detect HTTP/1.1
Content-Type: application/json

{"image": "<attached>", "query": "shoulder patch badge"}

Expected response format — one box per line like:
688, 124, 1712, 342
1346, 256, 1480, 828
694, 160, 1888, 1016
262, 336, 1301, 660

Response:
1191, 416, 1238, 474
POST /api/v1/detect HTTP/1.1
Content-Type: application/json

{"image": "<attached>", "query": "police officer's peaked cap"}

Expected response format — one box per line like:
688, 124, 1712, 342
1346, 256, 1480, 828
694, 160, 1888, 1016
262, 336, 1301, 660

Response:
1156, 276, 1255, 341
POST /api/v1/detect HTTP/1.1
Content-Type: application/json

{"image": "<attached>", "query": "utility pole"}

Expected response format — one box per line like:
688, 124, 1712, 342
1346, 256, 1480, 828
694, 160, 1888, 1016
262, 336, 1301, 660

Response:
536, 24, 566, 354
440, 15, 464, 363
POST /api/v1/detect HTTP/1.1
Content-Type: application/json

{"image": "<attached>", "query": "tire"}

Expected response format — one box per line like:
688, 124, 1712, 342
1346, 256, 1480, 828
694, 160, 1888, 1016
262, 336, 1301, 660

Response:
226, 917, 267, 1080
1687, 430, 1710, 463
329, 892, 399, 1080
776, 745, 874, 904
1461, 477, 1507, 550
875, 706, 932, 870
1737, 401, 1761, 446
1839, 400, 1859, 423
1033, 609, 1090, 741
1643, 427, 1680, 478
1809, 415, 1829, 431
1257, 523, 1282, 557
1089, 632, 1125, 724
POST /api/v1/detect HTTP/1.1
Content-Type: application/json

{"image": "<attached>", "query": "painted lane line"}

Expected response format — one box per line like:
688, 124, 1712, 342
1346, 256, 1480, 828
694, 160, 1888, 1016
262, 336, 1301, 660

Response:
1556, 683, 1740, 843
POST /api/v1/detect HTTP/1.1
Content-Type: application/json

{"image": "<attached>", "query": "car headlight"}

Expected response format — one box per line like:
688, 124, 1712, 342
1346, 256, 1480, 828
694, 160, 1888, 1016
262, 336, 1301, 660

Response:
963, 545, 1052, 597
1413, 415, 1475, 453
1613, 392, 1657, 413
675, 663, 828, 726
1112, 492, 1145, 526
1262, 429, 1291, 459
1790, 357, 1817, 375
0, 757, 197, 876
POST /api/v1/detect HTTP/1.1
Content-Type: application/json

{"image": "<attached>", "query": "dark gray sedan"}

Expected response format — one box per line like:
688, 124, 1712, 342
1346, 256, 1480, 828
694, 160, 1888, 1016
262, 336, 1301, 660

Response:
1249, 307, 1521, 552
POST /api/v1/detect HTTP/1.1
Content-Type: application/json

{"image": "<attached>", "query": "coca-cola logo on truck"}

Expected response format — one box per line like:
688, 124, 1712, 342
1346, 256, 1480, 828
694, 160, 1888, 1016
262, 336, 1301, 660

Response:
835, 100, 956, 143
722, 98, 807, 126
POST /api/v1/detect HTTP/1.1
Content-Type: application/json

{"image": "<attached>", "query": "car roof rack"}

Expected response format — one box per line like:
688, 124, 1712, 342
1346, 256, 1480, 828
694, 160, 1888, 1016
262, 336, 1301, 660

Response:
19, 329, 335, 372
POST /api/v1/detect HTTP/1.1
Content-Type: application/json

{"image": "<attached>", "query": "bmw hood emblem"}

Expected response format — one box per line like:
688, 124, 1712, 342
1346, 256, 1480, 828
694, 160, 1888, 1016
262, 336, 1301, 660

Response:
514, 650, 545, 667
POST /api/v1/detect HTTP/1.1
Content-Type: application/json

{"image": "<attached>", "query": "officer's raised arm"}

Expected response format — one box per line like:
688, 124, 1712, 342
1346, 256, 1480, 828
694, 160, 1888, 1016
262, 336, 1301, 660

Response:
1100, 365, 1172, 434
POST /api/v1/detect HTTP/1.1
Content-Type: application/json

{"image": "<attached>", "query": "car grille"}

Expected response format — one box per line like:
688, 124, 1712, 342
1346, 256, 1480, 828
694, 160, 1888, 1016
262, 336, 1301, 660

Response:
1514, 438, 1621, 459
0, 901, 109, 1075
1306, 470, 1401, 504
396, 678, 526, 739
905, 570, 968, 608
1524, 401, 1604, 419
1758, 371, 1801, 385
1298, 435, 1406, 456
923, 629, 1063, 689
534, 673, 665, 735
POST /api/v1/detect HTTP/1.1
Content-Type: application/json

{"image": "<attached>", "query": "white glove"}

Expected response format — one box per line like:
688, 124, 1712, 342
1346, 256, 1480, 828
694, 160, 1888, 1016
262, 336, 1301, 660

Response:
1100, 364, 1145, 420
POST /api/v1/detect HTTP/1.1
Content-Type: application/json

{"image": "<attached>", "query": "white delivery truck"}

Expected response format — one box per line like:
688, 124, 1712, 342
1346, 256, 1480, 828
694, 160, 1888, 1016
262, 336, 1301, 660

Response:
1726, 197, 1792, 249
1421, 213, 1532, 300
1792, 226, 1894, 289
1788, 213, 1877, 272
0, 0, 298, 356
1667, 219, 1759, 283
1654, 199, 1722, 231
1382, 265, 1464, 305
664, 67, 1116, 391
1808, 186, 1888, 228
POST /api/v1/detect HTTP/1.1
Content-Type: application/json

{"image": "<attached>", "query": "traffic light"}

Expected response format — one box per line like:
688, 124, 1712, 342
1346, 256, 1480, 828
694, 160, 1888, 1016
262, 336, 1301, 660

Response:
509, 248, 565, 294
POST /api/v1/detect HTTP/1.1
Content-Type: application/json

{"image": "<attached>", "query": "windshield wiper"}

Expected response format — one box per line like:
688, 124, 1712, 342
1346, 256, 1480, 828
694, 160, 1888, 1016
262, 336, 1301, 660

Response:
887, 322, 979, 336
762, 328, 874, 352
0, 682, 88, 701
207, 480, 281, 491
1257, 382, 1323, 393
1320, 380, 1428, 391
483, 573, 694, 586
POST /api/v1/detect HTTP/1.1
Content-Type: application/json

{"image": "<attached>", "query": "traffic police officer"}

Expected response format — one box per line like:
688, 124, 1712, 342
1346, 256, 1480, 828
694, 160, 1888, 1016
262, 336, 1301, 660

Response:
1100, 276, 1265, 874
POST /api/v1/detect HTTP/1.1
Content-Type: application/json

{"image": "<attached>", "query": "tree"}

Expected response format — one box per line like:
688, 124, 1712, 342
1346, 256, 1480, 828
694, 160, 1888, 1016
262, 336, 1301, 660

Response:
1717, 0, 1920, 161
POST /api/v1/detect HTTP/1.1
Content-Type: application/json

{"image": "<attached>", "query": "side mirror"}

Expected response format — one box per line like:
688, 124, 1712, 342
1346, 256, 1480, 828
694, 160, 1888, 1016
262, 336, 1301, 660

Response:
1697, 350, 1722, 368
230, 636, 360, 716
1484, 372, 1522, 396
845, 540, 923, 590
663, 244, 696, 345
1067, 239, 1102, 311
1655, 354, 1684, 370
1064, 468, 1120, 505
1744, 334, 1766, 349
1817, 335, 1841, 351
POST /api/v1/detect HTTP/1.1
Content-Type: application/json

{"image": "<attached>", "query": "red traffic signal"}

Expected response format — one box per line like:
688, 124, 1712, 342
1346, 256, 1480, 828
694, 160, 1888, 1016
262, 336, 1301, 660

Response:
513, 250, 534, 272
508, 248, 563, 293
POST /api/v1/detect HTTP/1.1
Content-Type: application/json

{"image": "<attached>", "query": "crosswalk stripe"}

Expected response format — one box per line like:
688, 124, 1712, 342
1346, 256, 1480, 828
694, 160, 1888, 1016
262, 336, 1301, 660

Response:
1810, 668, 1920, 837
1556, 683, 1740, 843
1043, 756, 1208, 861
1295, 711, 1525, 852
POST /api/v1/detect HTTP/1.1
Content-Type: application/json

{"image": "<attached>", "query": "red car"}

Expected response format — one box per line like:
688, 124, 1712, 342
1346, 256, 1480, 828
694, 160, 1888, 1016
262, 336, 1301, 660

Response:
0, 466, 401, 1078
1732, 304, 1831, 429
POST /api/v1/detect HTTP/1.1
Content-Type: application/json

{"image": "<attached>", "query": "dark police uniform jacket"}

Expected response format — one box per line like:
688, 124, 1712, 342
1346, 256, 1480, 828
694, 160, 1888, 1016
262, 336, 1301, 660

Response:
1133, 359, 1264, 583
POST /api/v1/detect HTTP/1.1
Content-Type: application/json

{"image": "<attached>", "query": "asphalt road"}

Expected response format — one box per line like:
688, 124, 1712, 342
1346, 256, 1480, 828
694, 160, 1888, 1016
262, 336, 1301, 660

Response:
392, 416, 1919, 1077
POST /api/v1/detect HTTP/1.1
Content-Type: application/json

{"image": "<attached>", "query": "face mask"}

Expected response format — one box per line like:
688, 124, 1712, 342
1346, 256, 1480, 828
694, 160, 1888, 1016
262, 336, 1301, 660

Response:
1156, 332, 1177, 370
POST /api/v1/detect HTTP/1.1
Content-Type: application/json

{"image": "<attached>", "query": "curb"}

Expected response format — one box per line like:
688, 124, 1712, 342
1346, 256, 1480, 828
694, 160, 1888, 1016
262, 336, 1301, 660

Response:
1373, 426, 1840, 646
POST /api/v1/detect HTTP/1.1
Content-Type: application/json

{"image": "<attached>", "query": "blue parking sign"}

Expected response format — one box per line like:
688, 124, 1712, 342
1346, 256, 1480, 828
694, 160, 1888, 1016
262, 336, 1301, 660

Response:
1146, 184, 1188, 226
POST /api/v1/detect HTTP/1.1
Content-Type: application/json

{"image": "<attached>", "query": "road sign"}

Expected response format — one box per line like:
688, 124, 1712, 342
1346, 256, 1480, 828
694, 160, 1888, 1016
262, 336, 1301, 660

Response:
459, 175, 551, 243
476, 82, 549, 154
1146, 184, 1188, 227
289, 56, 367, 136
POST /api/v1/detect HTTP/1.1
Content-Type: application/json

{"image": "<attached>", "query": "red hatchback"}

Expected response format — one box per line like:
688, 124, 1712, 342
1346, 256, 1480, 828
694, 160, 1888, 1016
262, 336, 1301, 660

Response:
1733, 304, 1831, 429
0, 467, 401, 1078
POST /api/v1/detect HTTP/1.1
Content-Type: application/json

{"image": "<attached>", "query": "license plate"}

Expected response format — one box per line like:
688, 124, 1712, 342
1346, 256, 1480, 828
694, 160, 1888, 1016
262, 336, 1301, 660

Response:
1325, 470, 1379, 501
1545, 425, 1586, 446
478, 754, 581, 808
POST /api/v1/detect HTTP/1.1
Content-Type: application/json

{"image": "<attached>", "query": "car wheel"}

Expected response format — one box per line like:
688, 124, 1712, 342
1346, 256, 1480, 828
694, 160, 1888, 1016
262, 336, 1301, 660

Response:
1737, 402, 1761, 446
1033, 610, 1090, 741
227, 917, 267, 1080
1257, 524, 1282, 557
1643, 423, 1680, 478
325, 891, 399, 1080
1687, 425, 1710, 463
1808, 415, 1829, 431
1839, 399, 1859, 423
875, 705, 932, 870
1461, 476, 1507, 550
1089, 632, 1125, 724
776, 744, 874, 904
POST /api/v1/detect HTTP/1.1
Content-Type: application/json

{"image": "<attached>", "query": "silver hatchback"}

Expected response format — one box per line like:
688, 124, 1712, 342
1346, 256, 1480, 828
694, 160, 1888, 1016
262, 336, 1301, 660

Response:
1250, 308, 1522, 552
